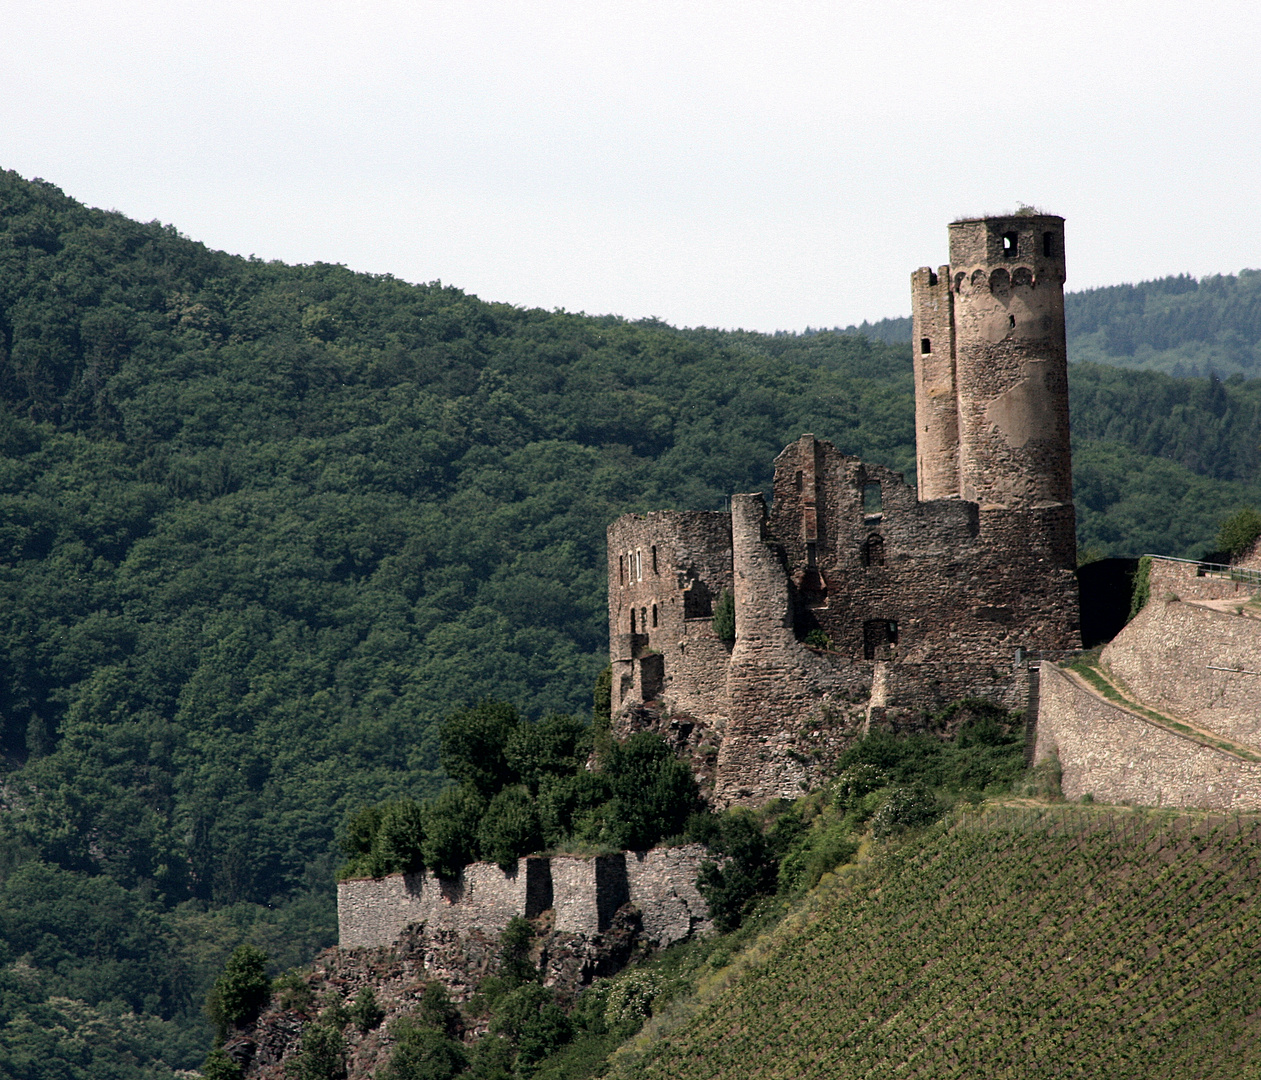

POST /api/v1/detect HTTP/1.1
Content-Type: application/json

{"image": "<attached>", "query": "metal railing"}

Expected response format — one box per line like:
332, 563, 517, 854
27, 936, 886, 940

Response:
1144, 554, 1261, 588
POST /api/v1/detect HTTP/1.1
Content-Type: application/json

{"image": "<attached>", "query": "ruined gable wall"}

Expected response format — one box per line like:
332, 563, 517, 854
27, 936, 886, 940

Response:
1036, 663, 1261, 809
608, 511, 732, 725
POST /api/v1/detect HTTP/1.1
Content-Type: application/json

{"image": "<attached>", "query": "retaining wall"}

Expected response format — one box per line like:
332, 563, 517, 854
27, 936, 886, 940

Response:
1034, 662, 1261, 810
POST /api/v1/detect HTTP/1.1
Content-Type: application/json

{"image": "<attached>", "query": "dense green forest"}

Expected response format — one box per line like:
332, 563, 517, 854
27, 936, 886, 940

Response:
0, 170, 1258, 1077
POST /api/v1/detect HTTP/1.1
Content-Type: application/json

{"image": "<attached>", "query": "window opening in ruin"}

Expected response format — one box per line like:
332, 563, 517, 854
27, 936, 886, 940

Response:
862, 481, 883, 518
651, 545, 658, 574
920, 338, 931, 355
862, 534, 886, 567
806, 541, 817, 568
635, 550, 643, 581
619, 555, 625, 585
1002, 231, 1019, 257
1008, 314, 1016, 329
928, 269, 938, 286
1042, 231, 1053, 257
630, 609, 636, 634
863, 619, 898, 660
641, 608, 647, 633
795, 470, 803, 492
651, 604, 658, 628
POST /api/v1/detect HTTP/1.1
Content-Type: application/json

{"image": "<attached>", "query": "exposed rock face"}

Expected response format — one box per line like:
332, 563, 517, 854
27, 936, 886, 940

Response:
238, 905, 654, 1080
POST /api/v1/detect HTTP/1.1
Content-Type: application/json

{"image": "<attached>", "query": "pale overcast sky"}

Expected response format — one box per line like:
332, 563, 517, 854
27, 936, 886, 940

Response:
3, 1, 1258, 331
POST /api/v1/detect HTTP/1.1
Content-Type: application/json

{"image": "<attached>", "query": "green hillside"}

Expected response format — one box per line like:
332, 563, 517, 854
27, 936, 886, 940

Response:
620, 805, 1261, 1080
0, 170, 1260, 1078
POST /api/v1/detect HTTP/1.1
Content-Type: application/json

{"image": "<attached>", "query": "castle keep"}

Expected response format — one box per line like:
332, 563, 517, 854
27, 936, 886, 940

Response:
609, 215, 1081, 804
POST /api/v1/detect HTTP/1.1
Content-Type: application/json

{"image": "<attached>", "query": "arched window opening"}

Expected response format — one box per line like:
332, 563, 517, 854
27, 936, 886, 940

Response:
1002, 231, 1019, 258
651, 604, 658, 628
651, 545, 658, 574
862, 534, 886, 567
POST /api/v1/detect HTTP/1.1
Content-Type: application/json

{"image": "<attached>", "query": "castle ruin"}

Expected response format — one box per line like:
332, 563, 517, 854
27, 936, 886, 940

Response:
609, 215, 1081, 804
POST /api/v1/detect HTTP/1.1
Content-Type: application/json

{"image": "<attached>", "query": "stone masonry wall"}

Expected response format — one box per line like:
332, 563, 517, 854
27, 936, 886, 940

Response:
1103, 597, 1261, 747
1035, 662, 1261, 810
338, 845, 712, 952
1148, 556, 1261, 603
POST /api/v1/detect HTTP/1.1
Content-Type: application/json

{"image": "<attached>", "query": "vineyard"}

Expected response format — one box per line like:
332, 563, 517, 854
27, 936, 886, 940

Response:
620, 805, 1261, 1080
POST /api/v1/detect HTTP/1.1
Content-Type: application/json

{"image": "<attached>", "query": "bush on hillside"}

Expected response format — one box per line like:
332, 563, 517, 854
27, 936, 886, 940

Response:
207, 945, 270, 1040
1216, 506, 1261, 558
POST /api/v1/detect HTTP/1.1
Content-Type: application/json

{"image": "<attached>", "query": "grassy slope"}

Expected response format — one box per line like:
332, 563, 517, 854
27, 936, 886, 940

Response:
618, 805, 1261, 1080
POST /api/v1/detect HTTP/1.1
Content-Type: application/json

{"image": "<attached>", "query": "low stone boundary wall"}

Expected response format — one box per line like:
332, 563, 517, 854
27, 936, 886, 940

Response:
338, 844, 711, 950
1148, 557, 1261, 603
1034, 662, 1261, 810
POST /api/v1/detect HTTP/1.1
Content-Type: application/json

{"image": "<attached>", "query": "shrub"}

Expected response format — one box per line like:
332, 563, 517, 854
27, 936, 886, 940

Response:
536, 772, 610, 848
201, 1049, 244, 1080
1216, 506, 1261, 559
803, 628, 832, 650
711, 589, 735, 643
831, 764, 890, 807
489, 984, 573, 1073
603, 733, 701, 850
439, 702, 521, 798
871, 785, 941, 838
384, 1019, 467, 1080
287, 1022, 346, 1080
695, 810, 775, 932
506, 714, 590, 793
1128, 554, 1152, 621
478, 786, 543, 870
376, 798, 426, 874
207, 944, 270, 1040
422, 786, 486, 878
349, 986, 384, 1033
498, 916, 538, 986
274, 970, 315, 1015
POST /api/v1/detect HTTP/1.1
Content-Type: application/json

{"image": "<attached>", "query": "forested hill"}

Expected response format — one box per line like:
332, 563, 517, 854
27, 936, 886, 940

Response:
845, 270, 1261, 377
0, 169, 1259, 1077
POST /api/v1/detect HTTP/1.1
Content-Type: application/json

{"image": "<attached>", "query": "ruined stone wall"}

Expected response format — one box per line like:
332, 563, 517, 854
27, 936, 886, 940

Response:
1035, 663, 1261, 809
338, 846, 712, 952
607, 511, 732, 724
1103, 598, 1261, 747
765, 436, 1078, 665
948, 215, 1072, 510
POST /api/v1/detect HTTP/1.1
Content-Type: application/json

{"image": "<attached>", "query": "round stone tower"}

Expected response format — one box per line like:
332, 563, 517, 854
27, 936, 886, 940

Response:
947, 214, 1071, 509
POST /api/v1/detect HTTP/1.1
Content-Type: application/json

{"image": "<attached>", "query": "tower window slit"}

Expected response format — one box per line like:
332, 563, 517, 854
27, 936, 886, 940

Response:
651, 545, 658, 574
619, 555, 625, 585
920, 338, 931, 355
651, 604, 658, 628
1043, 231, 1053, 257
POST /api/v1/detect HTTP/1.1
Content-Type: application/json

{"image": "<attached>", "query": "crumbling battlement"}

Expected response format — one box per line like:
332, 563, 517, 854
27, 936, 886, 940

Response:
338, 845, 711, 951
